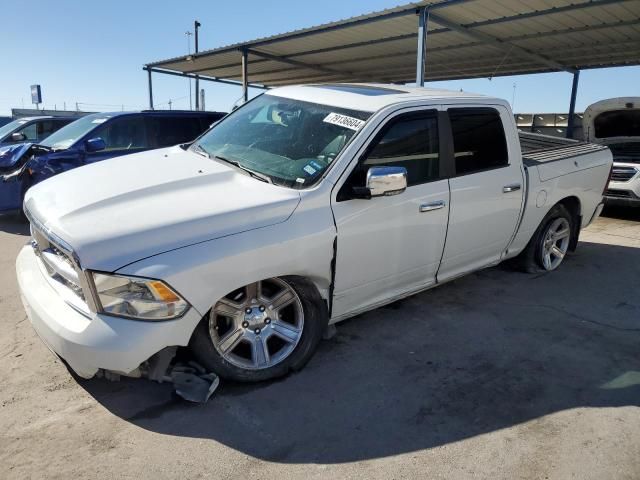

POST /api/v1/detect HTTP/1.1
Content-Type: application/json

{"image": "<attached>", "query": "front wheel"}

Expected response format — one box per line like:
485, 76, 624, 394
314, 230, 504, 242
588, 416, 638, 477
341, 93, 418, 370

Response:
514, 204, 573, 273
190, 276, 327, 382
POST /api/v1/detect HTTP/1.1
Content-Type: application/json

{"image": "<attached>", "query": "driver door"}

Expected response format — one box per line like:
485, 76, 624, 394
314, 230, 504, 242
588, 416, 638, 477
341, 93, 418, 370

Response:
331, 109, 450, 318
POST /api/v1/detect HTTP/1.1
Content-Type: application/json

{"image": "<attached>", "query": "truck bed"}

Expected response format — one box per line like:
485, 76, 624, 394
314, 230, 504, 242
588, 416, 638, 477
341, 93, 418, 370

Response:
520, 131, 608, 164
519, 131, 611, 182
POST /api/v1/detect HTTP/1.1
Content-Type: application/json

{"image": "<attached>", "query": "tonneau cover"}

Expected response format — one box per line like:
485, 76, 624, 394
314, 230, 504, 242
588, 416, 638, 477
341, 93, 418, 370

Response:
519, 131, 611, 181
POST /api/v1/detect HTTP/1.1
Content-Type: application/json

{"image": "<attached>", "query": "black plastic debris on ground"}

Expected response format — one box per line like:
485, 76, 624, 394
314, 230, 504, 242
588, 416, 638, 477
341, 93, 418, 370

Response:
98, 348, 221, 403
170, 362, 220, 403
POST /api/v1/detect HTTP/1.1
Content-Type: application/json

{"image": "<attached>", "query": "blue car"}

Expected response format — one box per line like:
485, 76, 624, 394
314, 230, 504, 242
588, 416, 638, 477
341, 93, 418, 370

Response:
0, 116, 79, 147
0, 110, 225, 213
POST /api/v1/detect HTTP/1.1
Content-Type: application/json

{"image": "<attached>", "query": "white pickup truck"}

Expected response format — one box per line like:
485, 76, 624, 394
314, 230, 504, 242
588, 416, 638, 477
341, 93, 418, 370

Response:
584, 97, 640, 206
17, 84, 612, 382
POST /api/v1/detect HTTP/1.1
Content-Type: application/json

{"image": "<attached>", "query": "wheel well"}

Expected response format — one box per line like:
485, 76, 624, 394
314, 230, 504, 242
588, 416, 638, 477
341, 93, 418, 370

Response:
557, 196, 581, 251
201, 275, 330, 322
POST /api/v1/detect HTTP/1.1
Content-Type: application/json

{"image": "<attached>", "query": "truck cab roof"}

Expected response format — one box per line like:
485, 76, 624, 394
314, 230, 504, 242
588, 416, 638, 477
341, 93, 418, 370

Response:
267, 83, 496, 112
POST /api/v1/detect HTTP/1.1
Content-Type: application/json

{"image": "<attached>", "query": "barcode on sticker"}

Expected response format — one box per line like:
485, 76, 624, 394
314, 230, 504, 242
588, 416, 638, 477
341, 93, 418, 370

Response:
323, 113, 365, 131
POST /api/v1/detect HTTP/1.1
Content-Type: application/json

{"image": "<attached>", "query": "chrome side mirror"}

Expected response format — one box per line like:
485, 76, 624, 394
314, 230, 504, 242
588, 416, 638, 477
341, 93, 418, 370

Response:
366, 166, 407, 197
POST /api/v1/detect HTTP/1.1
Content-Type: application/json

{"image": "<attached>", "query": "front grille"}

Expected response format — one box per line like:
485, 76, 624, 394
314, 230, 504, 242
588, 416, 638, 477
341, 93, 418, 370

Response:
26, 208, 91, 315
605, 189, 635, 199
31, 226, 85, 300
610, 167, 638, 182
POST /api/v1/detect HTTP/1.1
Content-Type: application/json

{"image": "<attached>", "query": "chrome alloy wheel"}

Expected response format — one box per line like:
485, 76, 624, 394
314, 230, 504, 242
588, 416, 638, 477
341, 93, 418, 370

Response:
540, 217, 571, 271
209, 278, 305, 370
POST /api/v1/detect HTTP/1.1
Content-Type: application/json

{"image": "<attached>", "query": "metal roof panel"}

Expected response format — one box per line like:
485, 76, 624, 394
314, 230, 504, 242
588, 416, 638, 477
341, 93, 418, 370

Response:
145, 0, 640, 87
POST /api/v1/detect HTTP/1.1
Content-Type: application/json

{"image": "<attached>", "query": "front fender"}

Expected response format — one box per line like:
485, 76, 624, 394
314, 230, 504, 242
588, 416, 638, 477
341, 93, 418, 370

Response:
115, 202, 336, 324
0, 143, 34, 172
28, 150, 83, 184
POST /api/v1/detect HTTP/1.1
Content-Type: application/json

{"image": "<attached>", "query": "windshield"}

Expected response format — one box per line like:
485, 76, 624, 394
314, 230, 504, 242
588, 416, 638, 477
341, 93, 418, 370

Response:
192, 94, 371, 188
594, 110, 640, 139
0, 119, 28, 141
40, 113, 112, 150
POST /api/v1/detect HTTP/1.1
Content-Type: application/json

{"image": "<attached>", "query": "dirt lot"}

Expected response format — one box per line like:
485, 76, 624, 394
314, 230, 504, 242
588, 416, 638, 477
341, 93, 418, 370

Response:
0, 208, 639, 480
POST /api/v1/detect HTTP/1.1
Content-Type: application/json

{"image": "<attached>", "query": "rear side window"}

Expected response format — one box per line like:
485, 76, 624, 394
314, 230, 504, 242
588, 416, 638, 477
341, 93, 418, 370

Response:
37, 120, 65, 140
449, 108, 508, 175
146, 116, 207, 148
362, 111, 439, 186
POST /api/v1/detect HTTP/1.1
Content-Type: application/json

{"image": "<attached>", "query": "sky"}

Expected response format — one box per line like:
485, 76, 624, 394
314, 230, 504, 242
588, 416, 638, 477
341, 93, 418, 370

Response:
1, 0, 638, 116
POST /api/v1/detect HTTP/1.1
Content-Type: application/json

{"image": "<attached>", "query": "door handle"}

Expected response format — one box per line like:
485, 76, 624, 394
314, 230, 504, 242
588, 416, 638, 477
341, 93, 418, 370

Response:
419, 200, 446, 212
503, 184, 521, 193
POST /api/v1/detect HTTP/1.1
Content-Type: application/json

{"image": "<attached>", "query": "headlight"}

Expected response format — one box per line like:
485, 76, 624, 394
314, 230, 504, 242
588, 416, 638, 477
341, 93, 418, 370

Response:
90, 272, 189, 320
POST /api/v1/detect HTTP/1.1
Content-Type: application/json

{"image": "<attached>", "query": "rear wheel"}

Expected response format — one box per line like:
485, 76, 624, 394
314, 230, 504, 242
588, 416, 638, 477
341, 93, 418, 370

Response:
514, 204, 573, 273
538, 216, 571, 270
190, 276, 327, 382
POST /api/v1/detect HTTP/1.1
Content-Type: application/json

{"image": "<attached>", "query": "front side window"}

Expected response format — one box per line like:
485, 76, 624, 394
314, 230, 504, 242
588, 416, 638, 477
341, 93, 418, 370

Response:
16, 122, 37, 141
192, 94, 371, 188
92, 116, 146, 151
449, 108, 508, 175
363, 111, 439, 186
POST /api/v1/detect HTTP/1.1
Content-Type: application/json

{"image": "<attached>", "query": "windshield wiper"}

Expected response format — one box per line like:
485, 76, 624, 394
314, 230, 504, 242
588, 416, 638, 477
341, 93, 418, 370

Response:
29, 143, 51, 152
212, 154, 273, 184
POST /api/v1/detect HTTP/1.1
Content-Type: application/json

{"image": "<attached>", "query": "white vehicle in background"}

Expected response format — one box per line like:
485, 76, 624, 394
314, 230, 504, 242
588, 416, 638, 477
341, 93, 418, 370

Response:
584, 97, 640, 206
16, 84, 612, 383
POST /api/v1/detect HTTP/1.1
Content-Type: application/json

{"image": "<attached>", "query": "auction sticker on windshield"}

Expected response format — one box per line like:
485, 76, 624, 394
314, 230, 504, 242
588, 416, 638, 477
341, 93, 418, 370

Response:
323, 112, 365, 131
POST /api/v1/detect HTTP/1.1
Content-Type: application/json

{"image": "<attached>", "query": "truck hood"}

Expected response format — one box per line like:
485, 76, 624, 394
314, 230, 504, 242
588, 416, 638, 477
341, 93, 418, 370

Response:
24, 146, 301, 271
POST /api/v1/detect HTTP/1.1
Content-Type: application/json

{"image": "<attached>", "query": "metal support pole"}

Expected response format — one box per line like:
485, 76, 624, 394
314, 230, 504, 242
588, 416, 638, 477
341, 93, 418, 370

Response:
147, 68, 154, 110
143, 66, 268, 89
194, 20, 201, 110
241, 48, 249, 103
415, 7, 429, 87
567, 70, 580, 139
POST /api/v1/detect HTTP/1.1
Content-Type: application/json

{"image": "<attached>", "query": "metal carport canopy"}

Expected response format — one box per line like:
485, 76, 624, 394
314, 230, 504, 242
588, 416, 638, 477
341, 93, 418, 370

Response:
144, 0, 640, 97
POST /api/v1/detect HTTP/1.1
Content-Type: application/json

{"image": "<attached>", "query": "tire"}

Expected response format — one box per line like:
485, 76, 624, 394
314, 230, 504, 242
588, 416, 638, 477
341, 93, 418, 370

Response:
189, 276, 328, 382
513, 204, 573, 273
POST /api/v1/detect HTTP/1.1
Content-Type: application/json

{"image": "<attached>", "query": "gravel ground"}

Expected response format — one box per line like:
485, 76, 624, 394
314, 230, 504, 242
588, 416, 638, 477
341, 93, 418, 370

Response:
0, 207, 638, 480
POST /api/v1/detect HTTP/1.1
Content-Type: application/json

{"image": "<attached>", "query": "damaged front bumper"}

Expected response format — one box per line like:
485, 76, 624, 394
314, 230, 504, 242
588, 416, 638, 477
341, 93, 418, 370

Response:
16, 245, 202, 378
